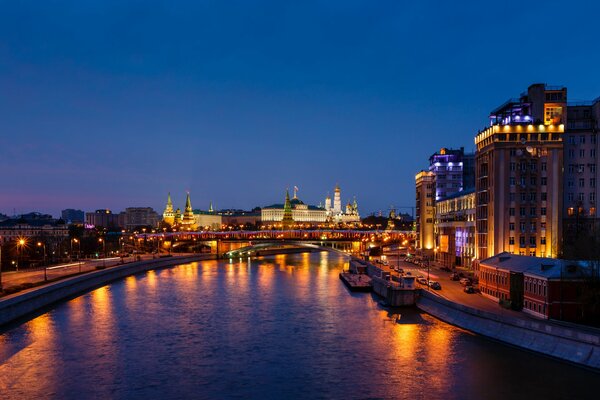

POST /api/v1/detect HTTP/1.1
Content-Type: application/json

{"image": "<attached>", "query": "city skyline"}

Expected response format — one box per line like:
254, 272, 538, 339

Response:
2, 1, 600, 216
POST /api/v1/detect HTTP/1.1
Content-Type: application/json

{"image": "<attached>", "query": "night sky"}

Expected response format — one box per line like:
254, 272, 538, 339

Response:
2, 1, 599, 218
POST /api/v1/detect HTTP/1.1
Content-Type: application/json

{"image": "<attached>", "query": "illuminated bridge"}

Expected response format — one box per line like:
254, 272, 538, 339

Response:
137, 230, 413, 257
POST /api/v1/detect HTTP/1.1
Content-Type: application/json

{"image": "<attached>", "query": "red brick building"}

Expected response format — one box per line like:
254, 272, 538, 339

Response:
475, 252, 596, 323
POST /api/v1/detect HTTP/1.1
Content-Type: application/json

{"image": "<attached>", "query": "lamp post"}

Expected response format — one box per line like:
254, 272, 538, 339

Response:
17, 238, 26, 271
98, 238, 106, 267
37, 242, 47, 281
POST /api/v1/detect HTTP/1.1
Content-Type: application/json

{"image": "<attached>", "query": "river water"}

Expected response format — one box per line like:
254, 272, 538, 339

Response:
0, 252, 597, 399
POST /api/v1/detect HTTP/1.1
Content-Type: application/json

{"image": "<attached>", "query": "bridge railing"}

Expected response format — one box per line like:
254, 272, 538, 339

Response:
136, 229, 412, 241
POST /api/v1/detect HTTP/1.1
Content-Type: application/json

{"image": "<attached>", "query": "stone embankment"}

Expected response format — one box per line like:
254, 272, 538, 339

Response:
0, 254, 211, 327
416, 289, 600, 370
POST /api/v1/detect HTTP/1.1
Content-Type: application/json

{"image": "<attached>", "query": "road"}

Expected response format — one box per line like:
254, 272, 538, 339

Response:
379, 253, 528, 319
0, 253, 175, 293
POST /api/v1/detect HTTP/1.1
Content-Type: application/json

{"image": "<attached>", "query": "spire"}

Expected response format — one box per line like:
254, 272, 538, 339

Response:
167, 192, 173, 207
282, 188, 294, 228
185, 192, 192, 213
209, 201, 214, 213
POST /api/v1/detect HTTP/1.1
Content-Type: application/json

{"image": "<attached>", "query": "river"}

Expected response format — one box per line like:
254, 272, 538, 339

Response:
0, 252, 597, 399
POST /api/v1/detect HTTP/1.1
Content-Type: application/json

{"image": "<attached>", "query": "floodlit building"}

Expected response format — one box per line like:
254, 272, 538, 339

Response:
415, 170, 435, 251
475, 83, 566, 260
435, 189, 476, 268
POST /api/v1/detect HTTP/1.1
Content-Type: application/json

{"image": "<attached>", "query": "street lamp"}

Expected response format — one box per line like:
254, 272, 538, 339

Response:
37, 242, 47, 281
98, 238, 106, 267
17, 238, 26, 271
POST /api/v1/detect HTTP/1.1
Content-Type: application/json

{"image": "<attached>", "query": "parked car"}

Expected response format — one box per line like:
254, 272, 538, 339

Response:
450, 273, 460, 281
464, 285, 476, 294
417, 277, 428, 285
459, 278, 472, 286
429, 281, 442, 290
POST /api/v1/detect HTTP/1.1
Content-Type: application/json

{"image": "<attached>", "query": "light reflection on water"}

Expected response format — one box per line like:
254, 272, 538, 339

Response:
0, 252, 597, 400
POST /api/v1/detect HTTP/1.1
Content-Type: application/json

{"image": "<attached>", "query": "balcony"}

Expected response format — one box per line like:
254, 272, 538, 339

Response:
475, 123, 564, 146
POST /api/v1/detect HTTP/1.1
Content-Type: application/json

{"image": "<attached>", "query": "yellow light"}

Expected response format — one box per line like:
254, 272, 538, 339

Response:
37, 242, 42, 246
19, 239, 25, 245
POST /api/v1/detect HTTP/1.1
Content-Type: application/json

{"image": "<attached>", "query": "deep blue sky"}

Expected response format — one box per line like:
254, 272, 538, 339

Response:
2, 0, 599, 218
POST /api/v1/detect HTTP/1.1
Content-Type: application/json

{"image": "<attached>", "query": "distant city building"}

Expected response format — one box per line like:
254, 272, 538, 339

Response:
124, 207, 159, 230
435, 189, 475, 268
61, 209, 84, 223
475, 83, 566, 260
475, 253, 596, 323
0, 216, 69, 243
85, 209, 124, 229
262, 190, 327, 225
415, 171, 435, 251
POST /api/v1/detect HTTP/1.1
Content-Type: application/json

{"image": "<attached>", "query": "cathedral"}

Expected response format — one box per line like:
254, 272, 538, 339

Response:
324, 184, 360, 223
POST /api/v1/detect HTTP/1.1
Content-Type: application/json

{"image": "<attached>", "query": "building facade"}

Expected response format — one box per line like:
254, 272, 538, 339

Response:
85, 209, 124, 229
475, 253, 595, 323
0, 218, 69, 243
562, 98, 600, 257
435, 190, 475, 268
475, 83, 565, 260
415, 171, 435, 251
429, 147, 474, 201
124, 207, 160, 230
261, 191, 327, 225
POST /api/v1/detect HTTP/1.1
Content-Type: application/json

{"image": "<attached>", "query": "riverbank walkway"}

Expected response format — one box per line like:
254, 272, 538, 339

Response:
0, 253, 194, 297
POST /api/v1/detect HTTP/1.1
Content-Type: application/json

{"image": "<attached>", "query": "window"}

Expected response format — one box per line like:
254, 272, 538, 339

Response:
580, 135, 586, 144
510, 177, 516, 186
520, 221, 526, 232
591, 193, 596, 202
520, 192, 527, 202
541, 237, 546, 245
541, 207, 547, 216
509, 223, 515, 231
530, 222, 536, 232
569, 136, 576, 145
592, 149, 596, 158
509, 208, 515, 216
591, 178, 596, 188
530, 177, 537, 185
568, 192, 574, 201
509, 237, 515, 245
569, 149, 575, 158
541, 192, 547, 201
592, 135, 597, 145
509, 193, 515, 201
541, 177, 547, 186
529, 192, 536, 201
530, 236, 536, 246
520, 207, 526, 217
568, 180, 574, 188
579, 193, 585, 202
568, 165, 575, 174
541, 222, 546, 229
510, 149, 516, 156
579, 178, 585, 187
510, 162, 516, 171
541, 162, 547, 171
530, 207, 536, 216
520, 237, 526, 247
580, 149, 585, 158
591, 164, 596, 173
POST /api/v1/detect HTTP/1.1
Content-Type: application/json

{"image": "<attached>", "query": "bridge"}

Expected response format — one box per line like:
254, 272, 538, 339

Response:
135, 229, 413, 257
